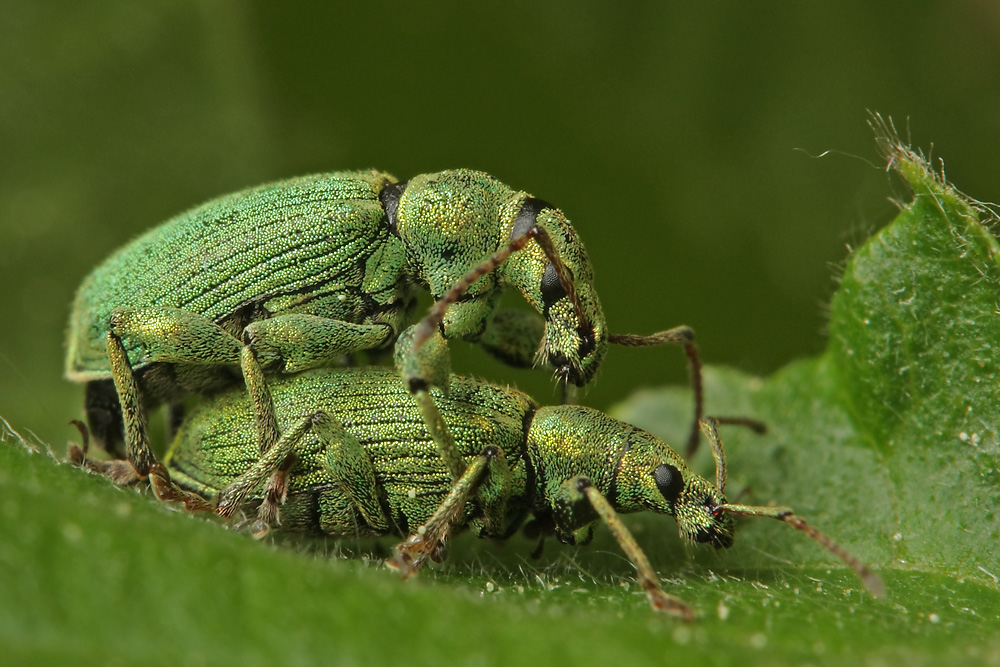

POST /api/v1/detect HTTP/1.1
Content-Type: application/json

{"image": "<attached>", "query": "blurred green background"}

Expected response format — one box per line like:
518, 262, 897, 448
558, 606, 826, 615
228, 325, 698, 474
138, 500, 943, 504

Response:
2, 2, 999, 449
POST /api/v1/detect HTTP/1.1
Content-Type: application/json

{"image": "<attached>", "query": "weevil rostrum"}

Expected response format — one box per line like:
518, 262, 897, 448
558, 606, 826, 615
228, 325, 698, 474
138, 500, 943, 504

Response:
72, 366, 884, 620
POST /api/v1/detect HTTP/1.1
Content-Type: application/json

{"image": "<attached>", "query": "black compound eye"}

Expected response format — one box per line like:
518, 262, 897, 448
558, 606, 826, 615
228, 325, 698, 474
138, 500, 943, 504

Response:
379, 180, 409, 236
540, 262, 567, 305
653, 463, 684, 505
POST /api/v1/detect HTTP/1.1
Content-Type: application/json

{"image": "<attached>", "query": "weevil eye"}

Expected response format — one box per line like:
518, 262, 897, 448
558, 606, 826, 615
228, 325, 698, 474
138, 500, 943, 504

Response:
653, 463, 684, 505
540, 262, 567, 305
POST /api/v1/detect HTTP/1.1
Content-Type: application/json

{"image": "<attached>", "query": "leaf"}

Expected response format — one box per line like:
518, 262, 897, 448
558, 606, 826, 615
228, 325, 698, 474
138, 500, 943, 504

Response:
614, 117, 1000, 658
3, 122, 999, 665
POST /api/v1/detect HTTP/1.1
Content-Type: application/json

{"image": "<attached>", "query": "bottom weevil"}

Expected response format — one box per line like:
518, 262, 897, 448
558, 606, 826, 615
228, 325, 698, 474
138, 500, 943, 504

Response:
71, 366, 884, 620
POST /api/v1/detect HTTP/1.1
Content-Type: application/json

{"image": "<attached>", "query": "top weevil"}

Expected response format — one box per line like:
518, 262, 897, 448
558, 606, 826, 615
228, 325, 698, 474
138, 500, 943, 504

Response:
67, 169, 704, 474
66, 170, 606, 455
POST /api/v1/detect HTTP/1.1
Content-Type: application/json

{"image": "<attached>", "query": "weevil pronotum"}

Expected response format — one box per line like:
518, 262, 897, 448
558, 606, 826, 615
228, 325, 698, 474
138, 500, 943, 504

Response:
71, 367, 884, 620
65, 169, 712, 519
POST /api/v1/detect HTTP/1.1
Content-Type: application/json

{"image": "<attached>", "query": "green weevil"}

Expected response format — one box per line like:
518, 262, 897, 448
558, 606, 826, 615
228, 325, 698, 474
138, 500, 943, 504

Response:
73, 366, 884, 620
65, 170, 703, 499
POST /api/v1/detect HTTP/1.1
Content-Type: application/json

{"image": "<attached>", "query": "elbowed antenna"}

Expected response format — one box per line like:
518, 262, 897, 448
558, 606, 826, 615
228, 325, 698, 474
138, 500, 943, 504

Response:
717, 502, 886, 597
700, 418, 885, 597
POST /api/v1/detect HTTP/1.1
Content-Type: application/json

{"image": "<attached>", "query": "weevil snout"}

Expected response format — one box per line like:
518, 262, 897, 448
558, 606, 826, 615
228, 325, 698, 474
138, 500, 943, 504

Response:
548, 324, 603, 386
675, 488, 736, 549
692, 500, 735, 549
551, 352, 586, 386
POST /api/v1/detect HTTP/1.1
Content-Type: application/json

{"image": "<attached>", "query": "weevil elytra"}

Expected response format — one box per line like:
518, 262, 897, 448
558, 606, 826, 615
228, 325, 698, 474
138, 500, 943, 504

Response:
65, 169, 705, 493
73, 367, 884, 620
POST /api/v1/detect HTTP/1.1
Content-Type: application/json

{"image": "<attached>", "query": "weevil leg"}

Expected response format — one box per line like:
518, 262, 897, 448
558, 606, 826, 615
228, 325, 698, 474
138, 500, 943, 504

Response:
108, 306, 395, 481
219, 410, 393, 538
148, 462, 214, 513
394, 325, 465, 481
220, 410, 395, 538
108, 307, 245, 476
67, 414, 145, 486
477, 310, 545, 369
67, 404, 207, 509
609, 329, 767, 459
394, 327, 514, 533
238, 345, 287, 526
608, 327, 705, 458
557, 476, 695, 620
408, 222, 585, 366
110, 307, 245, 366
315, 413, 390, 533
471, 446, 511, 537
215, 411, 325, 532
113, 308, 397, 377
66, 419, 90, 462
242, 314, 395, 374
100, 411, 379, 536
240, 346, 280, 455
106, 330, 157, 478
111, 307, 287, 514
249, 453, 296, 536
389, 446, 502, 577
242, 315, 396, 530
403, 221, 584, 378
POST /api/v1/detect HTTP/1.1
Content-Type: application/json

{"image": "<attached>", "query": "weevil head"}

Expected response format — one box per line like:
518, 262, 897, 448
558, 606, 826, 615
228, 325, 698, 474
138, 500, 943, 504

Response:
381, 170, 608, 383
506, 200, 607, 387
613, 435, 735, 549
529, 406, 736, 548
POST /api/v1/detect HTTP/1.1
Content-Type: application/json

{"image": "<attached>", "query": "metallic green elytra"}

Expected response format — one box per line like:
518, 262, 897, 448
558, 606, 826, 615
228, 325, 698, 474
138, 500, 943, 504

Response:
65, 170, 609, 460
97, 366, 884, 619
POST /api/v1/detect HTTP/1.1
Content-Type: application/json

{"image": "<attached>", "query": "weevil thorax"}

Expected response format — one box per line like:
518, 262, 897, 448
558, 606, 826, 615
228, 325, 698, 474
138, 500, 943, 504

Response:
528, 405, 734, 548
387, 170, 511, 337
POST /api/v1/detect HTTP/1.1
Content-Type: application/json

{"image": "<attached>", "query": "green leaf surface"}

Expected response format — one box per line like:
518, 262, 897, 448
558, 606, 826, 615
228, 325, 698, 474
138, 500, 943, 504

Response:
614, 122, 1000, 660
2, 126, 999, 665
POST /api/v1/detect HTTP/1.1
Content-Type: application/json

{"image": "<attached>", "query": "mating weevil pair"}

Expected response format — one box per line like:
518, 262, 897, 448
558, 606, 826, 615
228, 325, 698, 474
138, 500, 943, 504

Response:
65, 169, 704, 520
71, 365, 884, 621
65, 168, 884, 618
